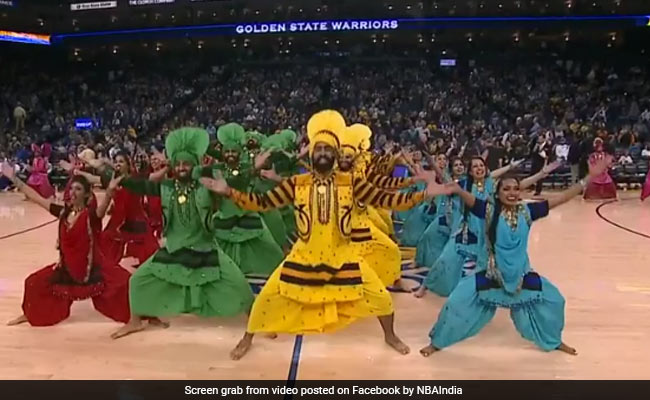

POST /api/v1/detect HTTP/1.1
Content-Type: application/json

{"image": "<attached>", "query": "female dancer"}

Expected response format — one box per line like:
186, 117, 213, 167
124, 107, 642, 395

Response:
583, 137, 617, 201
420, 156, 610, 357
78, 152, 159, 268
642, 160, 650, 201
415, 157, 521, 297
413, 156, 465, 270
26, 143, 55, 199
2, 163, 131, 326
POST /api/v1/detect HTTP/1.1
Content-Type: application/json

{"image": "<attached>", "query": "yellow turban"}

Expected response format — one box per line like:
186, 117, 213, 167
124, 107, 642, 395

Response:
350, 123, 372, 151
306, 110, 345, 154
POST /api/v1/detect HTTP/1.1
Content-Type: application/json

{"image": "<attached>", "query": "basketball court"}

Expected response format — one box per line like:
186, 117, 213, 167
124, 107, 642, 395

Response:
0, 191, 649, 380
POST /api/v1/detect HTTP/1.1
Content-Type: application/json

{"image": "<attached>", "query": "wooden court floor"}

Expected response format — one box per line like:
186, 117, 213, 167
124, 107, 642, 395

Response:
0, 191, 649, 380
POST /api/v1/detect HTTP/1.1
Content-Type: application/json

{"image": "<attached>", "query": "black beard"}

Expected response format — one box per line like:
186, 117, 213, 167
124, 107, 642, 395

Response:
313, 156, 335, 174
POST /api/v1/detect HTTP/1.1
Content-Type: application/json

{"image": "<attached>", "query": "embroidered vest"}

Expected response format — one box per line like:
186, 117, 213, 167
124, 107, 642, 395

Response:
292, 173, 355, 242
160, 180, 214, 236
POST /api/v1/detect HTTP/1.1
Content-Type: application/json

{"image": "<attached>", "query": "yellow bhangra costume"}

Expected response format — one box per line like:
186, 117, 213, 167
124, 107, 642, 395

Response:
341, 124, 413, 286
229, 111, 426, 334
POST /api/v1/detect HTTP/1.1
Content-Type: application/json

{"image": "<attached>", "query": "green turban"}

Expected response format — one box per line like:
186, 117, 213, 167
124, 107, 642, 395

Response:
217, 123, 245, 152
165, 127, 209, 166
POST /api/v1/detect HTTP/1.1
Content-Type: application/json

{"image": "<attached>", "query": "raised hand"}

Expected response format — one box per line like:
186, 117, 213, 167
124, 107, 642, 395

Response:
412, 164, 436, 183
107, 172, 125, 193
425, 180, 454, 198
542, 160, 562, 176
260, 168, 282, 183
510, 159, 525, 169
588, 154, 612, 179
254, 150, 272, 170
59, 160, 74, 173
298, 145, 310, 159
199, 173, 230, 195
0, 162, 16, 181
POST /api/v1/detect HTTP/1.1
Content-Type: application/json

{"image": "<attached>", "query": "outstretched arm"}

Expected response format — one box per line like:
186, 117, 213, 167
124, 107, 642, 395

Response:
352, 176, 449, 211
547, 156, 610, 210
490, 159, 524, 179
200, 175, 295, 212
520, 160, 561, 191
96, 173, 124, 219
149, 166, 169, 182
448, 181, 477, 209
1, 163, 52, 211
74, 169, 102, 185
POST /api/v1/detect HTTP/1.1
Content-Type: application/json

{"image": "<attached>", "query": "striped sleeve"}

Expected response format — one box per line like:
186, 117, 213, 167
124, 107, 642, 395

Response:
231, 177, 295, 211
353, 177, 425, 211
366, 172, 415, 190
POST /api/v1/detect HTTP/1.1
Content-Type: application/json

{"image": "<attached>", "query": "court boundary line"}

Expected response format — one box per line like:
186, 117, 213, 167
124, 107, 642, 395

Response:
283, 335, 303, 399
595, 199, 650, 240
0, 219, 57, 240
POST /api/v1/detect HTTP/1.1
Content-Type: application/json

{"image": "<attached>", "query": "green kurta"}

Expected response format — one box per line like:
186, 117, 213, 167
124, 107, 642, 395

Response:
120, 178, 254, 317
199, 163, 284, 276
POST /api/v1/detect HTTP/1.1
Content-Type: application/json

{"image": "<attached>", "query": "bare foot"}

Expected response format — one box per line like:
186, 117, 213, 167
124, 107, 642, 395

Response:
385, 335, 410, 355
419, 344, 439, 357
7, 315, 28, 326
413, 286, 427, 298
230, 334, 254, 360
557, 342, 577, 355
110, 320, 146, 340
148, 318, 170, 329
264, 332, 278, 340
392, 279, 407, 291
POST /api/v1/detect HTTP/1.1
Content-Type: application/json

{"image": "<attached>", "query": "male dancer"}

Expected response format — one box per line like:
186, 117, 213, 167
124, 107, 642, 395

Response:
111, 127, 254, 339
200, 110, 446, 359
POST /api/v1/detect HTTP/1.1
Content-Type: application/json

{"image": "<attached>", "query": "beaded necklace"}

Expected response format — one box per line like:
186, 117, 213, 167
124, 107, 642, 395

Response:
173, 180, 197, 226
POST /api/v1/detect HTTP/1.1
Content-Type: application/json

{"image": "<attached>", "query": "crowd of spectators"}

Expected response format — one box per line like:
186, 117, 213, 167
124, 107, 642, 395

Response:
2, 51, 650, 190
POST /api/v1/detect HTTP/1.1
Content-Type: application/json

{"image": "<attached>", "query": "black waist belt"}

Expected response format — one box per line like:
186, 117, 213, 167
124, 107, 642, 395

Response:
475, 271, 542, 291
50, 264, 102, 286
121, 220, 148, 234
213, 215, 263, 230
152, 248, 219, 269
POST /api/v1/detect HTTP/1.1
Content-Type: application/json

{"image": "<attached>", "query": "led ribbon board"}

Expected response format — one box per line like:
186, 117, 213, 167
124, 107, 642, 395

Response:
51, 15, 650, 42
0, 30, 50, 45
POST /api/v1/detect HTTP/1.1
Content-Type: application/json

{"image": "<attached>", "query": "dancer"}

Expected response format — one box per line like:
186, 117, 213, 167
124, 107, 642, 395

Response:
338, 124, 429, 287
245, 130, 291, 251
26, 143, 55, 199
2, 163, 130, 326
420, 156, 610, 357
413, 156, 465, 269
258, 129, 303, 248
75, 151, 159, 268
203, 123, 284, 276
583, 137, 617, 201
642, 158, 650, 201
110, 128, 254, 339
415, 157, 522, 297
200, 110, 443, 360
415, 158, 559, 298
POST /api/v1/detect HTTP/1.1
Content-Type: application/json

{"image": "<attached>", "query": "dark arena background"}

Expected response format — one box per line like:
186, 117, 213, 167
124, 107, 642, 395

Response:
0, 0, 650, 398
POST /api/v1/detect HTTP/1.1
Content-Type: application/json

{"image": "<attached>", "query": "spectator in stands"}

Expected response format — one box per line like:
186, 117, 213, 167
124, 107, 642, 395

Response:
641, 144, 650, 160
13, 103, 26, 133
618, 151, 633, 165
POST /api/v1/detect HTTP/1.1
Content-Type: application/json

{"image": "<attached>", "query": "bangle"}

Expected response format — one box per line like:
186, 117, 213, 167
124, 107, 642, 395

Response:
579, 179, 587, 188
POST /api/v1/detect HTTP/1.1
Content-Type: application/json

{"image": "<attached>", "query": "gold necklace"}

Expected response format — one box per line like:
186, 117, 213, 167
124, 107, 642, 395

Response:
314, 175, 333, 224
174, 180, 196, 205
502, 205, 521, 231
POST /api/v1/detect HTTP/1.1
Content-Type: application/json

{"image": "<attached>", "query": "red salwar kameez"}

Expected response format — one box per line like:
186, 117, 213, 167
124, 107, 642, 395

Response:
21, 200, 131, 326
26, 144, 55, 199
100, 183, 159, 268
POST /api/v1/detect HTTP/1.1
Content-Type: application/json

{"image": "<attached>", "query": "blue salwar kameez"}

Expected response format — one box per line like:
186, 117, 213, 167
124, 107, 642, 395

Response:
429, 199, 566, 351
422, 177, 495, 296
